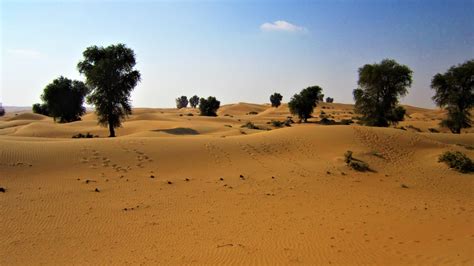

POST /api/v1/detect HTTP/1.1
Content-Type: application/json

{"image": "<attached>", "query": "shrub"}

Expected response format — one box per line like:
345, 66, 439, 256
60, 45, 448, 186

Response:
72, 132, 96, 138
241, 122, 260, 129
271, 120, 284, 127
438, 151, 474, 173
340, 119, 354, 125
199, 96, 220, 116
247, 111, 258, 115
344, 150, 370, 171
326, 97, 334, 103
428, 128, 440, 133
319, 117, 336, 125
0, 105, 5, 117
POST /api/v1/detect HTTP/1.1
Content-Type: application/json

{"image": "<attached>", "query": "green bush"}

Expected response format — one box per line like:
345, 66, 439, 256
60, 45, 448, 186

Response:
439, 151, 474, 173
271, 120, 284, 127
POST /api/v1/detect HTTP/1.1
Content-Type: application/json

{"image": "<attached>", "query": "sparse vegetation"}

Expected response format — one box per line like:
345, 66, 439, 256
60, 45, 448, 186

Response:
438, 151, 474, 173
72, 132, 97, 138
0, 105, 5, 117
270, 93, 283, 108
199, 96, 220, 116
189, 95, 200, 108
428, 128, 440, 133
339, 119, 354, 125
344, 150, 370, 171
241, 121, 260, 129
431, 59, 474, 134
353, 59, 412, 127
78, 43, 141, 137
288, 86, 323, 122
176, 96, 188, 109
247, 111, 258, 115
406, 125, 422, 132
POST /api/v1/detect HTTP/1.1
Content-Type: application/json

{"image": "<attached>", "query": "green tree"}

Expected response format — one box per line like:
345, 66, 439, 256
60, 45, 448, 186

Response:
189, 95, 200, 108
32, 103, 50, 116
176, 96, 188, 109
39, 76, 88, 122
77, 44, 141, 137
288, 86, 323, 122
270, 93, 283, 107
431, 59, 474, 134
325, 97, 334, 103
353, 59, 412, 127
199, 96, 220, 116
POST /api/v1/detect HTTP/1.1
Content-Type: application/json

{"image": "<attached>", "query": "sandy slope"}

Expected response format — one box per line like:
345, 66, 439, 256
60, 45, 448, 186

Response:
1, 103, 473, 265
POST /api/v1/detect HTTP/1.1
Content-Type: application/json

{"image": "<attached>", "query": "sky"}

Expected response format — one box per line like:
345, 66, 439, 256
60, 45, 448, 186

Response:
1, 0, 473, 108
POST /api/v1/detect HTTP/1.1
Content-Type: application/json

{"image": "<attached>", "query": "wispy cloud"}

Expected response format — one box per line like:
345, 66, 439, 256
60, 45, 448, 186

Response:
260, 20, 307, 33
7, 49, 44, 59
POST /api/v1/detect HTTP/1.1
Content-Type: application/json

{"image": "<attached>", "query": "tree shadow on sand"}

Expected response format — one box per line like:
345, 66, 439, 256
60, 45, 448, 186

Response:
152, 128, 199, 135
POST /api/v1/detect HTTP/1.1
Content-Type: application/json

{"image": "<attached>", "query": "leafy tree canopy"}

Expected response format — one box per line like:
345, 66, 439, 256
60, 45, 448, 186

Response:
40, 76, 88, 123
176, 96, 188, 109
288, 86, 323, 122
189, 95, 200, 108
431, 59, 474, 134
270, 93, 283, 107
353, 59, 412, 127
199, 96, 220, 116
77, 43, 141, 137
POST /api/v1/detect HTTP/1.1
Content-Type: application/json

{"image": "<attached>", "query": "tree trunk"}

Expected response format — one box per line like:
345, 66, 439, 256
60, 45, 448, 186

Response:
108, 119, 116, 137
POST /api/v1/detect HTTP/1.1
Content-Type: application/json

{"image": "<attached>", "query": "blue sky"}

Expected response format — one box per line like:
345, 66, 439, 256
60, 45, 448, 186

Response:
1, 0, 473, 108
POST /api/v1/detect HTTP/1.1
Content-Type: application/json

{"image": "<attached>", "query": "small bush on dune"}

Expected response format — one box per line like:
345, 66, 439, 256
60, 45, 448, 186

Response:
241, 122, 260, 130
72, 132, 96, 138
340, 119, 354, 125
344, 150, 370, 172
247, 111, 258, 115
439, 151, 474, 173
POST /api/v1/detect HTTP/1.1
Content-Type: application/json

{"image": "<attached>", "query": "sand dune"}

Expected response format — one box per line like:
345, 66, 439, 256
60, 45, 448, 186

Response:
1, 103, 473, 264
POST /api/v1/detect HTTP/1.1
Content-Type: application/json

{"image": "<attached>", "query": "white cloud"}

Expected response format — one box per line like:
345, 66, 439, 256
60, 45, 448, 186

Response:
7, 49, 44, 59
260, 20, 307, 33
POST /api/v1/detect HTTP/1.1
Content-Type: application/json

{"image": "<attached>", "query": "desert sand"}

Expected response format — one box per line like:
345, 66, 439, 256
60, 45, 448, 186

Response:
1, 102, 473, 264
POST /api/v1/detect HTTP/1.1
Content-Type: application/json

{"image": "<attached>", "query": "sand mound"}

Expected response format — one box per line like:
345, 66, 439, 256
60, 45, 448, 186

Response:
6, 113, 48, 121
218, 102, 270, 116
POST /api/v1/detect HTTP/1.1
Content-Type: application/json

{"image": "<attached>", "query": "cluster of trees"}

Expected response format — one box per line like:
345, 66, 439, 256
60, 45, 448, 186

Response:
33, 43, 140, 137
271, 58, 473, 134
30, 43, 472, 136
176, 95, 200, 109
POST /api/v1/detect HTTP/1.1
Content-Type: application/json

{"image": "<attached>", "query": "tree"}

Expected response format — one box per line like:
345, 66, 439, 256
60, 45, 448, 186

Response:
326, 97, 334, 103
431, 59, 474, 134
353, 59, 412, 127
176, 96, 188, 109
32, 103, 50, 116
270, 93, 283, 108
0, 104, 4, 117
77, 44, 141, 137
199, 96, 220, 116
288, 86, 323, 122
39, 76, 88, 122
189, 95, 200, 108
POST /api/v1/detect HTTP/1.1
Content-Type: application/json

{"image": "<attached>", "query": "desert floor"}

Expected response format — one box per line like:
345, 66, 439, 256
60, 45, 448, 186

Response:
1, 102, 473, 264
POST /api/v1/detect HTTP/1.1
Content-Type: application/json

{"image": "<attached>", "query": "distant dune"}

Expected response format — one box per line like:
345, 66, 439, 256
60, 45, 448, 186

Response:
1, 102, 473, 264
